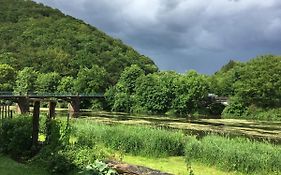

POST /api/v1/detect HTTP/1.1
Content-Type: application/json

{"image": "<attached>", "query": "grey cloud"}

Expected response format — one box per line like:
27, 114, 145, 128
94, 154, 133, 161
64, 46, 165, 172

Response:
34, 0, 281, 74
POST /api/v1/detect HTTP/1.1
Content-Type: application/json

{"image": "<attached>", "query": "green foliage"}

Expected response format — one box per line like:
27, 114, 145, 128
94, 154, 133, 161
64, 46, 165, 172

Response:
210, 61, 243, 96
134, 71, 178, 114
107, 69, 211, 116
223, 104, 281, 121
0, 116, 33, 159
211, 55, 281, 120
14, 67, 38, 94
33, 119, 74, 174
35, 72, 61, 93
74, 65, 108, 94
172, 70, 209, 115
0, 0, 158, 87
244, 106, 281, 121
73, 121, 186, 157
234, 55, 281, 108
222, 97, 247, 119
106, 65, 145, 112
185, 135, 281, 174
0, 64, 16, 91
91, 99, 104, 111
57, 76, 75, 94
81, 160, 118, 175
117, 65, 145, 94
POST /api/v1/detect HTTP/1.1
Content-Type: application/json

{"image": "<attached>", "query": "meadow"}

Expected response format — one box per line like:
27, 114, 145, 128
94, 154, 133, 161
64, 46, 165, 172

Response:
71, 118, 281, 175
1, 115, 281, 175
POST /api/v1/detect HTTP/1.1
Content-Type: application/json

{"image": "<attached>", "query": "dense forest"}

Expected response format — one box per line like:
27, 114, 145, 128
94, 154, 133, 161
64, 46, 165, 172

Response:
0, 0, 158, 92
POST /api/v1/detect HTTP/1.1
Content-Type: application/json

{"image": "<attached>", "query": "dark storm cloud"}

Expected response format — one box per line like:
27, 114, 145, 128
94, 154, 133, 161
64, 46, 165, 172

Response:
34, 0, 281, 74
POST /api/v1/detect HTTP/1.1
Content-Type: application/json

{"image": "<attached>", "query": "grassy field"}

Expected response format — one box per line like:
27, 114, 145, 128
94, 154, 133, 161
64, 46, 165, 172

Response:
0, 154, 244, 175
2, 113, 281, 175
124, 155, 244, 175
0, 155, 49, 175
71, 119, 281, 174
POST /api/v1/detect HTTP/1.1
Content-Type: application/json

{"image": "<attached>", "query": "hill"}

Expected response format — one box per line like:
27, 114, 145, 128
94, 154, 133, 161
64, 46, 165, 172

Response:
0, 0, 158, 86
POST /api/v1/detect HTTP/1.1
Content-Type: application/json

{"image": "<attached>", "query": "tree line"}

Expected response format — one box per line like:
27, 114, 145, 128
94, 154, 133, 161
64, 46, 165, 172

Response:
106, 55, 281, 120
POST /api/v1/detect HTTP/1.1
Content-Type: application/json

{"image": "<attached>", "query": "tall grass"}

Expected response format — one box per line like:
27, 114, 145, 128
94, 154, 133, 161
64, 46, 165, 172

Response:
185, 135, 281, 174
72, 120, 186, 157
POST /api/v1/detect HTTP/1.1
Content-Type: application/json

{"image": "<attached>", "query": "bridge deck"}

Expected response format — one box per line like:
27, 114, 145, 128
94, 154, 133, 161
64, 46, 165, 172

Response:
0, 92, 104, 99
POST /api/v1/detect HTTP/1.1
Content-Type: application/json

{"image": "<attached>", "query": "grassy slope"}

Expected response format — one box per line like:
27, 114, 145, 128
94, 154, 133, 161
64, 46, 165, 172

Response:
0, 155, 49, 175
124, 155, 244, 175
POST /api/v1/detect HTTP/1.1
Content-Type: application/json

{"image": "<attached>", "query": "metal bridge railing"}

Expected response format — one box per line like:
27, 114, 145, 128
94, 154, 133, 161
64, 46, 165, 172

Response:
0, 91, 104, 97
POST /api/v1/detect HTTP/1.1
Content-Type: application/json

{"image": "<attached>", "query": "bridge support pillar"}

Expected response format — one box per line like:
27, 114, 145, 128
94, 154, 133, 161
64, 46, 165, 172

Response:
16, 97, 30, 114
48, 101, 56, 119
32, 101, 40, 149
68, 97, 80, 118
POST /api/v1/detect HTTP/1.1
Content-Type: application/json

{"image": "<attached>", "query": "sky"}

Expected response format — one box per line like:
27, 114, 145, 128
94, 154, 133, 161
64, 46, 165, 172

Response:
34, 0, 281, 74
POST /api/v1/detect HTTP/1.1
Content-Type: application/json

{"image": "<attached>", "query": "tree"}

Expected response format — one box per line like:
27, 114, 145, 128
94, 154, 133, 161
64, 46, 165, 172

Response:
134, 71, 179, 114
35, 72, 61, 93
210, 61, 244, 96
74, 65, 108, 94
0, 64, 16, 91
14, 67, 38, 94
105, 65, 145, 112
117, 64, 145, 94
57, 76, 75, 94
172, 70, 210, 115
234, 55, 281, 108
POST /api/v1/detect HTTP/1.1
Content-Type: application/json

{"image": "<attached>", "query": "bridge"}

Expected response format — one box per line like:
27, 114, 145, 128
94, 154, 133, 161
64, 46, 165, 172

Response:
0, 91, 104, 150
0, 91, 104, 118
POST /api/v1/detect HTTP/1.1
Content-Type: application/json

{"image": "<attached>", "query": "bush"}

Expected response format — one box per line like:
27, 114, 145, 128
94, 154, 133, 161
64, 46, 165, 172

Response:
245, 106, 281, 121
222, 97, 247, 119
80, 160, 118, 175
0, 116, 33, 159
223, 99, 281, 121
73, 121, 186, 157
185, 135, 281, 174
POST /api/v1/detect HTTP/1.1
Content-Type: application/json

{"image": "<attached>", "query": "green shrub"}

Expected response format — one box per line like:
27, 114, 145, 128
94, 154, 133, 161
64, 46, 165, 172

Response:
222, 97, 247, 119
73, 121, 186, 157
81, 160, 118, 175
185, 135, 281, 174
245, 106, 281, 121
0, 116, 33, 159
223, 100, 281, 121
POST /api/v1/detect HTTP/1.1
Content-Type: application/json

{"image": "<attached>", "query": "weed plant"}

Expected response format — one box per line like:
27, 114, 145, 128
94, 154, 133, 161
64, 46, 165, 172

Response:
72, 120, 186, 157
185, 135, 281, 174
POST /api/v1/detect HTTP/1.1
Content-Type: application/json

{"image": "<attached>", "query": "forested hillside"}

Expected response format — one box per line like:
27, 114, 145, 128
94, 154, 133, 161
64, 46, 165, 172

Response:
0, 0, 158, 89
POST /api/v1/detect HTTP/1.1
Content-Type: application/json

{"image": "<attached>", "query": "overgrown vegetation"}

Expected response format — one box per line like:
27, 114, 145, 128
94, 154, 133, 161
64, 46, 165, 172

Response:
1, 116, 281, 175
185, 135, 281, 174
0, 116, 33, 159
73, 120, 186, 157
